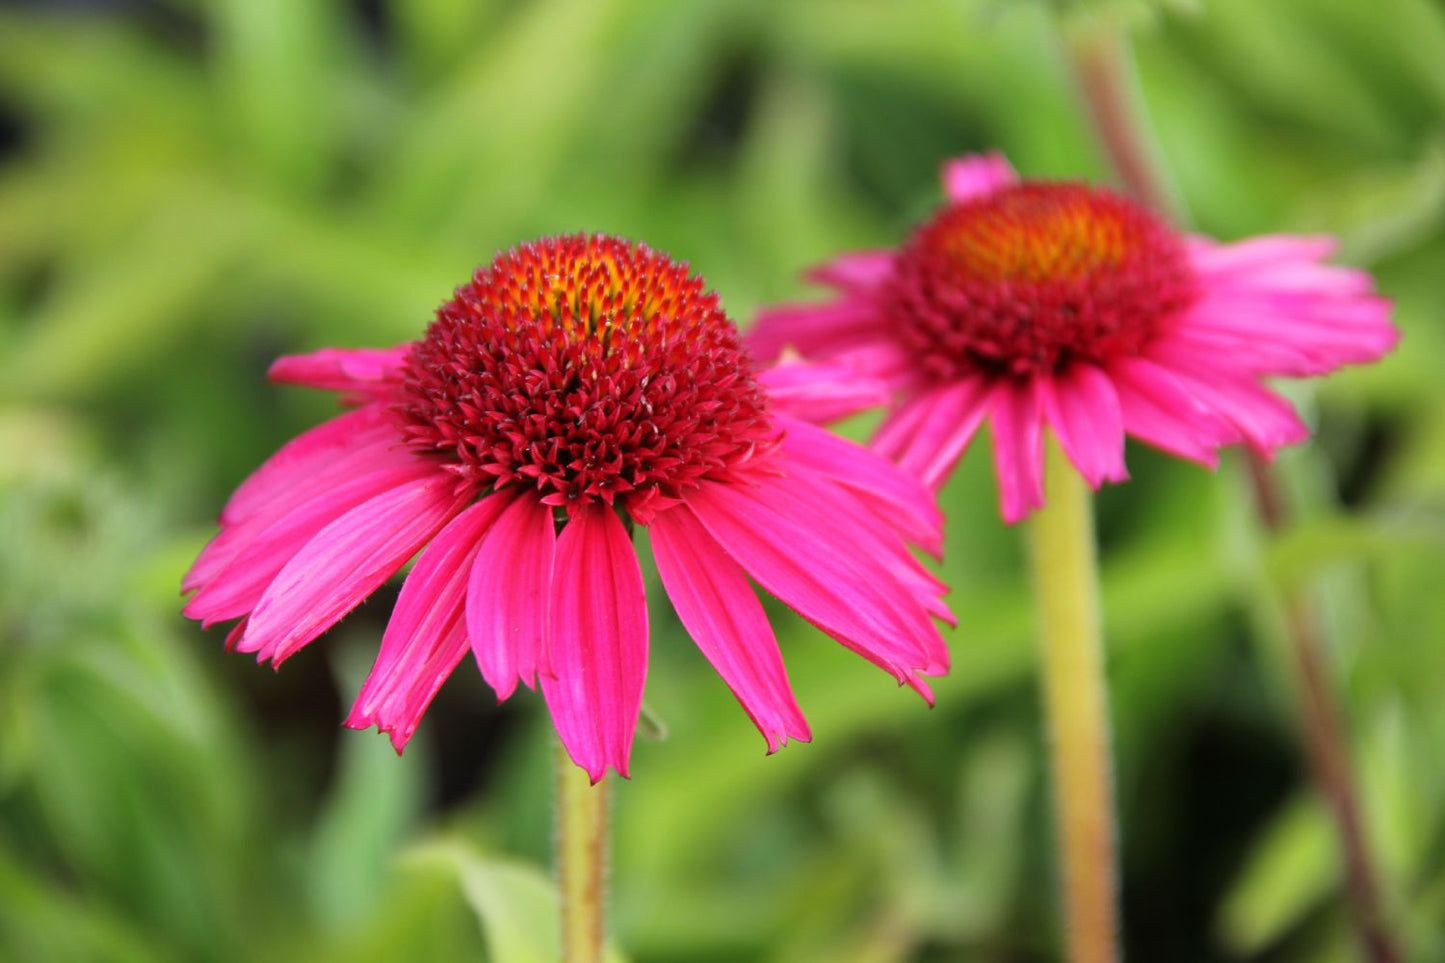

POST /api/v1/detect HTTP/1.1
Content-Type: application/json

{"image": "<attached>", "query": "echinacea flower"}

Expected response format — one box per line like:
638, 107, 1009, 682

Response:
749, 152, 1399, 522
183, 234, 952, 781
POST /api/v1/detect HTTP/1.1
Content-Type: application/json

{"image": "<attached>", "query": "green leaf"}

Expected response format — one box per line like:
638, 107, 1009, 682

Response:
1217, 793, 1337, 953
407, 840, 630, 963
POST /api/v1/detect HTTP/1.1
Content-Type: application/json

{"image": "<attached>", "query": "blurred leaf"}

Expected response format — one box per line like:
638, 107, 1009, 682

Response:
1218, 792, 1337, 954
409, 840, 630, 963
306, 642, 426, 932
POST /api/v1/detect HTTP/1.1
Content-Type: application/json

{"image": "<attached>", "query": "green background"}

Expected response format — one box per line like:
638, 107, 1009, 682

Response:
2, 0, 1443, 959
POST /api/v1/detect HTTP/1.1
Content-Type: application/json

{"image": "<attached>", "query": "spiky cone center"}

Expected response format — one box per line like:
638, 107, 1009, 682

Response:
400, 234, 774, 522
887, 182, 1198, 381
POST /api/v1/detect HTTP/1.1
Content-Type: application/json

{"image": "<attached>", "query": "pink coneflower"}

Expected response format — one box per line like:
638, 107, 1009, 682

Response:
183, 234, 950, 781
749, 152, 1399, 522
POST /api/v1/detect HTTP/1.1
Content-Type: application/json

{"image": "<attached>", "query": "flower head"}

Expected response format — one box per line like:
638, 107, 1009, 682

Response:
184, 234, 951, 781
749, 153, 1399, 522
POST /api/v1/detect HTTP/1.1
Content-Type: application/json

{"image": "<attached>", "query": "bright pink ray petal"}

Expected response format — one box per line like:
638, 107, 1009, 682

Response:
687, 475, 940, 687
776, 413, 944, 557
539, 504, 648, 783
1110, 357, 1237, 465
769, 463, 955, 662
183, 453, 436, 625
758, 359, 891, 425
747, 297, 885, 364
1169, 371, 1310, 455
941, 151, 1018, 203
651, 505, 811, 752
1039, 363, 1128, 489
989, 380, 1046, 524
803, 250, 897, 292
213, 406, 398, 530
1185, 234, 1338, 275
1164, 294, 1398, 376
345, 494, 511, 752
467, 492, 555, 701
877, 378, 993, 489
268, 344, 412, 402
236, 473, 464, 664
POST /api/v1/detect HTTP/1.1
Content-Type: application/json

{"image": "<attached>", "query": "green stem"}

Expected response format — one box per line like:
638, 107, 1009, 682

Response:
1064, 18, 1401, 961
1028, 440, 1119, 963
556, 740, 608, 963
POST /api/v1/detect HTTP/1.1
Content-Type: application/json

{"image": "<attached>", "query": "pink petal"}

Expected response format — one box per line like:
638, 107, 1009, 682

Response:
1185, 234, 1338, 276
989, 380, 1046, 525
467, 492, 555, 701
776, 413, 944, 557
183, 453, 436, 626
802, 250, 897, 292
539, 504, 648, 783
687, 474, 941, 688
875, 378, 993, 489
758, 359, 892, 425
1039, 364, 1128, 490
746, 296, 884, 364
770, 462, 955, 650
268, 344, 412, 404
1168, 370, 1310, 456
345, 494, 511, 752
236, 473, 464, 665
216, 406, 398, 529
651, 505, 811, 752
941, 151, 1018, 204
1110, 357, 1237, 466
1166, 294, 1398, 376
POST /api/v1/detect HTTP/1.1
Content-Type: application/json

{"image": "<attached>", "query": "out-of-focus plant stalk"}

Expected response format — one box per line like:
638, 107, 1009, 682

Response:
556, 740, 609, 963
1062, 16, 1401, 962
1028, 440, 1119, 963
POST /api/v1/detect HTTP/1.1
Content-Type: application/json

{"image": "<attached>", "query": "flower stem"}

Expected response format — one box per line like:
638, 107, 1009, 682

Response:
1028, 439, 1119, 963
556, 740, 609, 963
1063, 21, 1176, 218
1065, 19, 1401, 962
1246, 463, 1402, 963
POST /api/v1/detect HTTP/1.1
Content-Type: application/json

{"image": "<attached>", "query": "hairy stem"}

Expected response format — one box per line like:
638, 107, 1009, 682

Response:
556, 741, 609, 963
1028, 440, 1119, 963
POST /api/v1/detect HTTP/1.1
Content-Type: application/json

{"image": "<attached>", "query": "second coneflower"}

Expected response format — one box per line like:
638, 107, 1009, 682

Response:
750, 152, 1397, 963
749, 152, 1398, 519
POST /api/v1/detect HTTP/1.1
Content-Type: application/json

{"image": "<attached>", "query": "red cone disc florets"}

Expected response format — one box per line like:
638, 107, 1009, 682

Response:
400, 234, 774, 520
886, 182, 1198, 380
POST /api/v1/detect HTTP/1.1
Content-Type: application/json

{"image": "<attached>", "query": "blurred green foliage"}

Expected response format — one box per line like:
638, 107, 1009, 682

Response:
2, 0, 1443, 959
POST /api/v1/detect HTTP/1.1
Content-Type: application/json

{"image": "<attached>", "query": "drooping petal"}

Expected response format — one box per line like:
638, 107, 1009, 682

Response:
345, 494, 511, 752
212, 406, 398, 529
651, 505, 810, 752
989, 380, 1046, 524
803, 250, 897, 292
1168, 370, 1310, 456
687, 474, 941, 688
184, 453, 436, 626
941, 151, 1018, 204
237, 473, 464, 665
1164, 293, 1398, 376
874, 378, 993, 489
1185, 234, 1338, 276
467, 492, 555, 701
771, 462, 955, 653
758, 359, 891, 425
539, 504, 648, 783
1039, 363, 1128, 489
1110, 357, 1237, 466
268, 344, 412, 403
747, 297, 886, 364
776, 413, 944, 557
